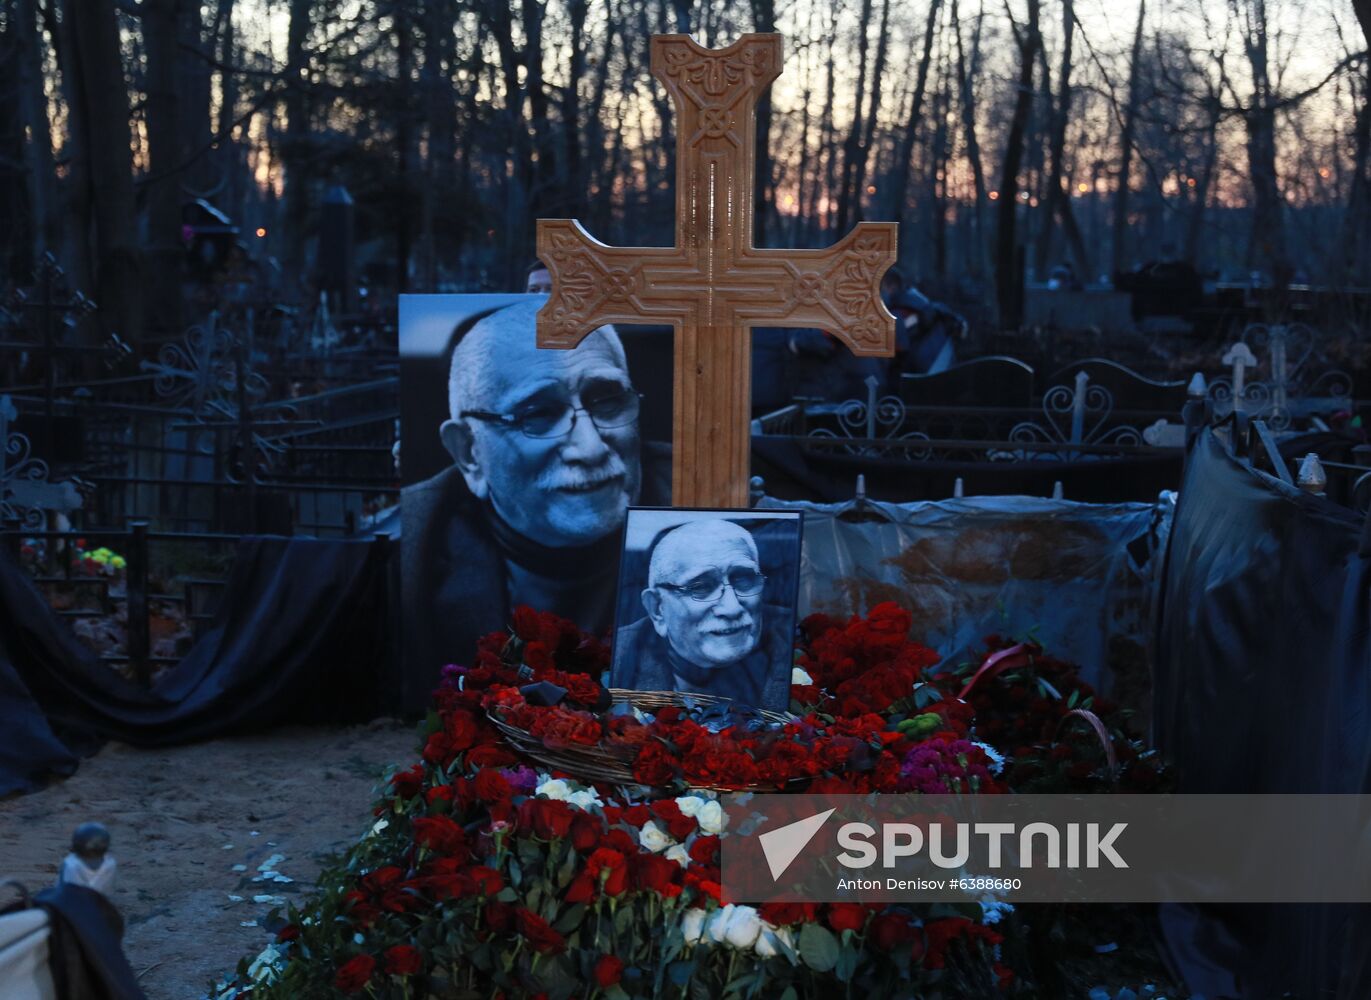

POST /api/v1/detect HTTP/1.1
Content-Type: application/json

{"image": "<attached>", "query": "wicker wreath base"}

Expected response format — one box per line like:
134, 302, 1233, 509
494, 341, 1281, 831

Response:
488, 688, 796, 791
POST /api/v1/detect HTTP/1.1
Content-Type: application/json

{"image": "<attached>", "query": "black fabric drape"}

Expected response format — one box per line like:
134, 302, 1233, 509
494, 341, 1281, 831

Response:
0, 536, 393, 796
1153, 429, 1371, 999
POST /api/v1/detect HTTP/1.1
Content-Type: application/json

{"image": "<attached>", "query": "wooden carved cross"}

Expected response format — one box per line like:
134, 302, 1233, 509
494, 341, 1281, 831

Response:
536, 33, 897, 507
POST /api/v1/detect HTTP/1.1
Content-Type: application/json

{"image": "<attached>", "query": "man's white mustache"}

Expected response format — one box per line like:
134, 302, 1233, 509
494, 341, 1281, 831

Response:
538, 457, 629, 492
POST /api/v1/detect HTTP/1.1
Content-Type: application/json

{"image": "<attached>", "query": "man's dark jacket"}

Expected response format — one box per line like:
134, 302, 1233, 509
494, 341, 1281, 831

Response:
611, 604, 794, 711
400, 445, 669, 715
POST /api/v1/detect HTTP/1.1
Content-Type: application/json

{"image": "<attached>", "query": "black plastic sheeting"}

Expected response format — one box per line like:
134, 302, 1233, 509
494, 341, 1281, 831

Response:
1153, 429, 1371, 999
0, 536, 391, 797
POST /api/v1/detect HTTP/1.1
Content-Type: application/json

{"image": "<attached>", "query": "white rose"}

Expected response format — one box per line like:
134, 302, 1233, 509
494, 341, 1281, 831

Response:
665, 844, 691, 867
754, 923, 796, 960
723, 905, 763, 950
639, 820, 674, 854
705, 905, 733, 944
698, 800, 724, 835
791, 666, 814, 686
680, 908, 706, 945
536, 777, 571, 800
566, 789, 602, 811
674, 795, 706, 818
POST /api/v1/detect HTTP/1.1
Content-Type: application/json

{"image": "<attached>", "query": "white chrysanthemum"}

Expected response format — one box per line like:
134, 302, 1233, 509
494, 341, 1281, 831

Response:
639, 820, 674, 853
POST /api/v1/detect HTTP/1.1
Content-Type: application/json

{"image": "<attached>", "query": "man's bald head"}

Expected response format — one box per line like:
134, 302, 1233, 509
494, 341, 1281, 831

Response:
447, 299, 628, 419
648, 520, 759, 588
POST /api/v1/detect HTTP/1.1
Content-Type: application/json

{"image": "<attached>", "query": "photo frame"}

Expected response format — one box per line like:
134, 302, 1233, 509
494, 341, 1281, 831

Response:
609, 507, 804, 712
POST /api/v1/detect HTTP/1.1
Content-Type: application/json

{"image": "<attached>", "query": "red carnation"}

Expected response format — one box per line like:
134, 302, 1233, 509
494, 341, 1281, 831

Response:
868, 913, 917, 951
334, 954, 375, 993
631, 852, 679, 894
515, 907, 567, 954
587, 847, 629, 896
594, 955, 625, 987
384, 944, 423, 976
633, 742, 679, 786
689, 835, 720, 865
826, 902, 868, 934
760, 902, 816, 925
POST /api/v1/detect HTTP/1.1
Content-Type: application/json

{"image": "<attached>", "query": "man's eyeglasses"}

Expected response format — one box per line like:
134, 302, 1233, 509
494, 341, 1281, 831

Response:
461, 388, 642, 440
657, 568, 766, 603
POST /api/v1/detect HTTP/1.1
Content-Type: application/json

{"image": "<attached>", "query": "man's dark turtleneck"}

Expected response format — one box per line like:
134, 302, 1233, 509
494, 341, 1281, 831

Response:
477, 500, 619, 635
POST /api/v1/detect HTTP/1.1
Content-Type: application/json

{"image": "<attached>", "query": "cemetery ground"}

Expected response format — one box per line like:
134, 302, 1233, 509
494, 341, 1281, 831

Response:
0, 721, 415, 1000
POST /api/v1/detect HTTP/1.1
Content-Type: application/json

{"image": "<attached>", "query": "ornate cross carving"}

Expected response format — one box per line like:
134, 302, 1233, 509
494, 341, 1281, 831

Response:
537, 33, 897, 507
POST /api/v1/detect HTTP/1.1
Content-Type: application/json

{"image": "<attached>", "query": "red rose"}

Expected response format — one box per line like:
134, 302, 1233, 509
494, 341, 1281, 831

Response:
390, 764, 424, 799
473, 769, 513, 804
570, 812, 601, 852
868, 913, 916, 951
467, 865, 503, 896
650, 800, 697, 841
515, 907, 567, 954
587, 847, 629, 896
276, 924, 300, 942
594, 954, 625, 987
565, 870, 597, 903
518, 798, 575, 840
631, 852, 679, 894
413, 815, 468, 856
484, 900, 515, 932
604, 829, 637, 854
384, 944, 423, 976
622, 804, 652, 828
760, 902, 816, 925
688, 836, 720, 865
334, 954, 375, 993
826, 903, 868, 934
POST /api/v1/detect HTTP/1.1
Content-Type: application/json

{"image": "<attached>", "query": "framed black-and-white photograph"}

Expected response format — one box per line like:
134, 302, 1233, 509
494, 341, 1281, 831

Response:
609, 508, 804, 712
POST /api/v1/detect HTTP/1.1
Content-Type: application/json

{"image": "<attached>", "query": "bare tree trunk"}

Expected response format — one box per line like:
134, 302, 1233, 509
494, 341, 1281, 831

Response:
283, 0, 313, 290
955, 0, 991, 280
1337, 1, 1370, 283
835, 0, 874, 233
485, 0, 532, 287
1237, 0, 1290, 289
14, 0, 59, 260
419, 0, 456, 290
751, 0, 777, 245
563, 0, 589, 220
178, 2, 213, 196
994, 0, 1040, 329
1183, 92, 1221, 265
820, 14, 838, 235
61, 0, 142, 344
1111, 0, 1145, 277
395, 2, 417, 292
850, 0, 892, 224
45, 0, 93, 293
214, 0, 243, 226
888, 0, 943, 226
1035, 0, 1075, 276
143, 0, 185, 336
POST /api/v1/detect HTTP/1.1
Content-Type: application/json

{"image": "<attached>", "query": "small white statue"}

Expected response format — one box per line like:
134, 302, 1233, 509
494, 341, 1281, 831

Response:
58, 822, 117, 897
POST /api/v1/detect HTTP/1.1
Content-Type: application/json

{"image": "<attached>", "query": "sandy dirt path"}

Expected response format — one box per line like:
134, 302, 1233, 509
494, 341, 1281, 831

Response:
0, 722, 417, 1000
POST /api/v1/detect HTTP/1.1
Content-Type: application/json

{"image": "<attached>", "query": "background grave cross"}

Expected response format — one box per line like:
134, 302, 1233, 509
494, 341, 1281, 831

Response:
536, 33, 897, 508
